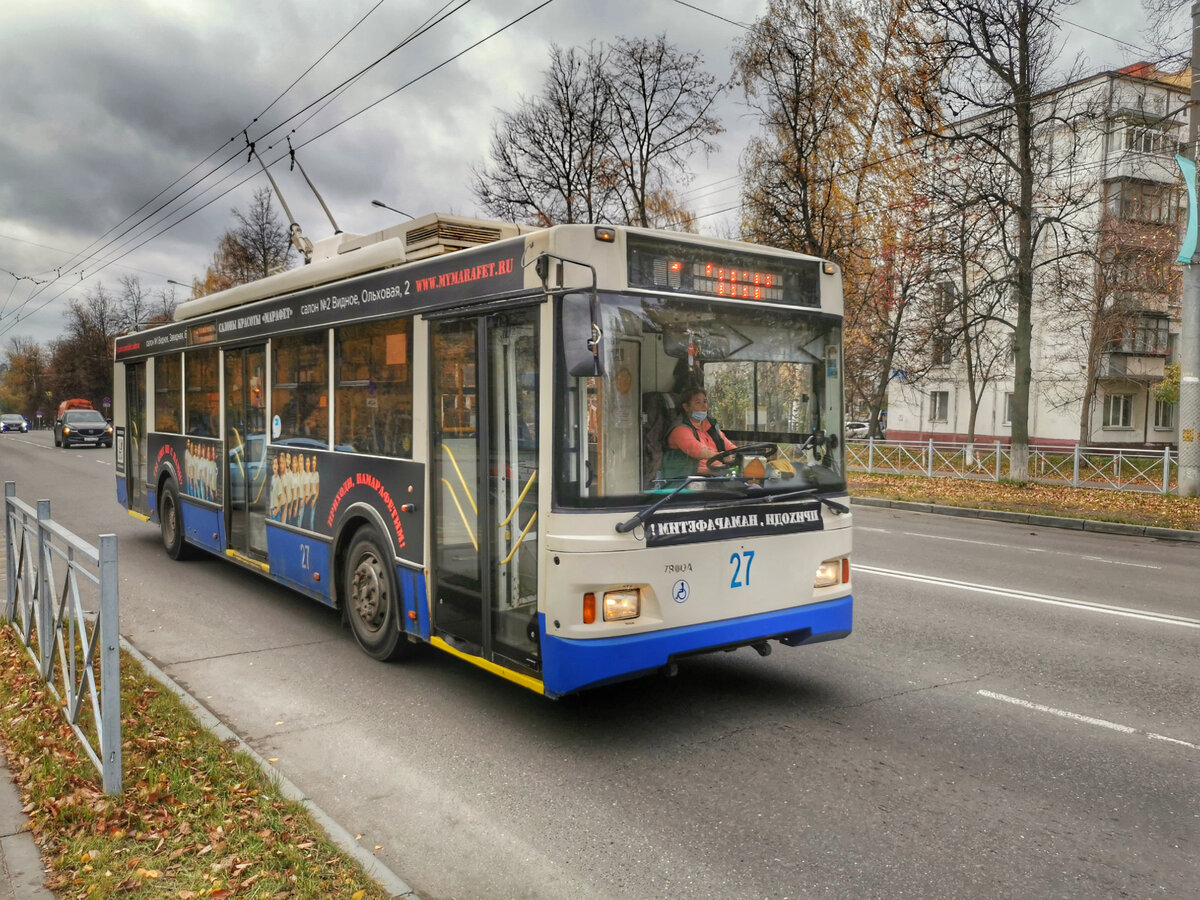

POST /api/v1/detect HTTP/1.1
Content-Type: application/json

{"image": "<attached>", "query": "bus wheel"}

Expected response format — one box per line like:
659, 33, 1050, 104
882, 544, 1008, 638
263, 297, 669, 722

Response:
344, 528, 409, 661
159, 478, 194, 561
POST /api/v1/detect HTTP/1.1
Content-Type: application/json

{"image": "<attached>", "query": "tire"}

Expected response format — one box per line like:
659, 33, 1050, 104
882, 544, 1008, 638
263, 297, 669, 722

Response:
158, 477, 195, 561
343, 527, 409, 661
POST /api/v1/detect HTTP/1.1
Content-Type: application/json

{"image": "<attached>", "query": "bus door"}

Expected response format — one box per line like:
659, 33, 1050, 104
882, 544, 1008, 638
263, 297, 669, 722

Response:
429, 308, 541, 674
125, 362, 147, 512
224, 345, 268, 558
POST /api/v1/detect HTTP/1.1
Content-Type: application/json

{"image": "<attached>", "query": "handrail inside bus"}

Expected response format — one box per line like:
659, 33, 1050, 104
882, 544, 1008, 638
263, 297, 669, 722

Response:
499, 470, 537, 529
440, 442, 478, 515
500, 511, 536, 567
439, 478, 478, 551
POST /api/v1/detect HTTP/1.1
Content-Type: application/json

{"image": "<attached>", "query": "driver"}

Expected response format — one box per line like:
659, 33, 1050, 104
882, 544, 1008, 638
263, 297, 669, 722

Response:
663, 387, 737, 477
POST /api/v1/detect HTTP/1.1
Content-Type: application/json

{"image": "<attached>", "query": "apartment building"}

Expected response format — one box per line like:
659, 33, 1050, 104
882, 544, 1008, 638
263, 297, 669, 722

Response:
886, 63, 1187, 449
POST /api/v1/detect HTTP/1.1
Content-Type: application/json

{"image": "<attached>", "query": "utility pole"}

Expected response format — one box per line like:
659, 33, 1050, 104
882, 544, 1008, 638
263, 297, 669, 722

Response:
1177, 2, 1200, 496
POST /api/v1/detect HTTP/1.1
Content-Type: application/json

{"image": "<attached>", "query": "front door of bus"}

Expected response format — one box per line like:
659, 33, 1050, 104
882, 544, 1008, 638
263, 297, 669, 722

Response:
430, 310, 540, 674
224, 345, 268, 558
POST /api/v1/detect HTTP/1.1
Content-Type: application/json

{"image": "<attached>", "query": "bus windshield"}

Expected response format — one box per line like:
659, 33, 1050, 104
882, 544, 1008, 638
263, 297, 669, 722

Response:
556, 292, 845, 507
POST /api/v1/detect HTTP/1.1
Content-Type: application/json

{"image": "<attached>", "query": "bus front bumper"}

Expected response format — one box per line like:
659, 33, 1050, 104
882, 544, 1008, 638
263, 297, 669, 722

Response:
539, 594, 852, 697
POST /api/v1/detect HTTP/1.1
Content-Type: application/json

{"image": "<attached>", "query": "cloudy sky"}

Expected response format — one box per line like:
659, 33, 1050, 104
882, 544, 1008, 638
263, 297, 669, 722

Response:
0, 0, 1179, 348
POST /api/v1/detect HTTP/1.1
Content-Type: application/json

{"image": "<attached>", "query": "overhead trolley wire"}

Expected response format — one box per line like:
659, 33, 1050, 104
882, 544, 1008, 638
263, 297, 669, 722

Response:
0, 0, 558, 339
1, 0, 475, 334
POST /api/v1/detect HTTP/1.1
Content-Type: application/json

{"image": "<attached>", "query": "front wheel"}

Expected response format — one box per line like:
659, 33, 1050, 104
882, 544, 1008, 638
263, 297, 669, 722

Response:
159, 478, 195, 560
343, 528, 410, 661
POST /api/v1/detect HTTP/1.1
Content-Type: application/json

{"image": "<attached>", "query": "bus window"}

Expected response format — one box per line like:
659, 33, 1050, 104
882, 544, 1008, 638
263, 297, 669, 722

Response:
335, 318, 413, 456
154, 354, 182, 433
273, 332, 328, 444
185, 348, 220, 437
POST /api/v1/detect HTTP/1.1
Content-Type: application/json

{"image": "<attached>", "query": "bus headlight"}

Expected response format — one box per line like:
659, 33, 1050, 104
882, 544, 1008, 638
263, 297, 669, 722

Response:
603, 588, 640, 621
814, 558, 848, 588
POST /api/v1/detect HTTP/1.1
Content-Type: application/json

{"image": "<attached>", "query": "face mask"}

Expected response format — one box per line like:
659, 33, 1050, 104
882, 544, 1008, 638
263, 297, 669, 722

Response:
690, 410, 707, 422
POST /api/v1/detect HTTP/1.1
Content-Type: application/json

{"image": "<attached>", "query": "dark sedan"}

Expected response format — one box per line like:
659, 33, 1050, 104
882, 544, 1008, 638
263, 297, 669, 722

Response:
0, 414, 29, 433
55, 409, 113, 448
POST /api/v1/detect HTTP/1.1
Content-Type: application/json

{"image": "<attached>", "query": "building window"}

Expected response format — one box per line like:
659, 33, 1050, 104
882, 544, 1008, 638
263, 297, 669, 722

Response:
930, 390, 949, 423
932, 333, 953, 366
1107, 316, 1170, 356
1154, 399, 1175, 429
1102, 393, 1133, 428
1003, 392, 1014, 425
1125, 124, 1177, 156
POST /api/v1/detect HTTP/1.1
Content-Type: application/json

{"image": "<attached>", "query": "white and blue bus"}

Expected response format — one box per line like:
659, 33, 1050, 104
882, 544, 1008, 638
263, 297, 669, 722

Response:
113, 214, 852, 697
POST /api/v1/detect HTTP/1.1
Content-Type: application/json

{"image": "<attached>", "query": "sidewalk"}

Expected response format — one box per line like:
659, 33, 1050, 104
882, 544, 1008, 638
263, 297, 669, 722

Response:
0, 756, 54, 899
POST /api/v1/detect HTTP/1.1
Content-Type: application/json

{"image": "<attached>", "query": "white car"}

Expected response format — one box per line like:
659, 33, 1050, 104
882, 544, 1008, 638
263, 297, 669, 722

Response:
844, 421, 870, 438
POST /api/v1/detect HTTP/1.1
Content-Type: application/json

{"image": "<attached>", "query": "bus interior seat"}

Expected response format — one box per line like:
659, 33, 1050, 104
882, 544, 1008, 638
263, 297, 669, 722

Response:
642, 391, 677, 488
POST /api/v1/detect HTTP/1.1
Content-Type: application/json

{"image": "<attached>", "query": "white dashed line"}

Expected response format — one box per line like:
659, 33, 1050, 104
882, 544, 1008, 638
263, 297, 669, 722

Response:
978, 690, 1198, 751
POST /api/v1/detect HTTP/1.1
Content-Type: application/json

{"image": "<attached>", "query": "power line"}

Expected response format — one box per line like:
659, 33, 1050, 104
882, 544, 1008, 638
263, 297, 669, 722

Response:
0, 1, 482, 336
0, 0, 560, 340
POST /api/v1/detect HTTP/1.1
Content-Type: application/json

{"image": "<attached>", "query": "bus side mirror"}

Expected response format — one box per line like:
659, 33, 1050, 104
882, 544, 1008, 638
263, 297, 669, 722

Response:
561, 293, 605, 377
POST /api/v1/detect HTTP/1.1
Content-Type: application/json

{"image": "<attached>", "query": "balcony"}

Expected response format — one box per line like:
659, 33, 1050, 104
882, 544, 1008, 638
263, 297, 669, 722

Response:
1104, 150, 1180, 185
1097, 352, 1167, 381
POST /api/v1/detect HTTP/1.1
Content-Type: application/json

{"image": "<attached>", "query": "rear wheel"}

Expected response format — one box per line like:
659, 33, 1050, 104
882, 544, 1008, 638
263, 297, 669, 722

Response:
344, 527, 409, 661
159, 478, 195, 560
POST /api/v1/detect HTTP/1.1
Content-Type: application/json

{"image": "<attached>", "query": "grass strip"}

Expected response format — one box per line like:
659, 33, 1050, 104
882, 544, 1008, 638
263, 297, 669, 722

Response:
849, 473, 1200, 531
0, 625, 391, 899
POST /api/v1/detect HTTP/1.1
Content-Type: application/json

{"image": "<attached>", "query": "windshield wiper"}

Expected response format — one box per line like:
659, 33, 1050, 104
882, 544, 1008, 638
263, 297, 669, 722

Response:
614, 476, 713, 533
700, 486, 850, 515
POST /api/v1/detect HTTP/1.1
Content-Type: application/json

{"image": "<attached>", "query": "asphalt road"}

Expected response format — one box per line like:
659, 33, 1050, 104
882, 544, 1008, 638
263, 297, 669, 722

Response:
2, 430, 1197, 900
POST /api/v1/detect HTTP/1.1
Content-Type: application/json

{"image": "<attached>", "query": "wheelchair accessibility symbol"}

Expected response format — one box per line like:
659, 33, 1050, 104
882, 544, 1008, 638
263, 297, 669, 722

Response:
672, 580, 690, 603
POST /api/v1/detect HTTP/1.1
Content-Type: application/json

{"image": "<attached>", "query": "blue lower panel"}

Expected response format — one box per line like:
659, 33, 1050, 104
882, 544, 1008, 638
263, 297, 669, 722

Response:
396, 568, 430, 640
266, 525, 333, 606
180, 500, 224, 555
540, 595, 853, 697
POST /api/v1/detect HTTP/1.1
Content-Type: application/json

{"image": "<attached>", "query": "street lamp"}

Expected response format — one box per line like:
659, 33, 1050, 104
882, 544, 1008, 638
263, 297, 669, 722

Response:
371, 199, 414, 219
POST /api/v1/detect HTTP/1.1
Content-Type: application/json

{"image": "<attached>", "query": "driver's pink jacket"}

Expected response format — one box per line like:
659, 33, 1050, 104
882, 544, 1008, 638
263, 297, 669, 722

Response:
667, 419, 736, 473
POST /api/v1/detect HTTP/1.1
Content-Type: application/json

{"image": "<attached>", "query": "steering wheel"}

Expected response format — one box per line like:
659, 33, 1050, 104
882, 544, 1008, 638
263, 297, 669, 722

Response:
708, 442, 779, 469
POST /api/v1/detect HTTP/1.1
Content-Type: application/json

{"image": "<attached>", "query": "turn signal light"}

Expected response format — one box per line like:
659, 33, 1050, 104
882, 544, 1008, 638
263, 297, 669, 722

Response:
583, 592, 597, 624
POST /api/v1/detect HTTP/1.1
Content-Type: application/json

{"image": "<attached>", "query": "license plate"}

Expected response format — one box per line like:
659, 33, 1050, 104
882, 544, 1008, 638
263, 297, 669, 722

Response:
84, 436, 98, 442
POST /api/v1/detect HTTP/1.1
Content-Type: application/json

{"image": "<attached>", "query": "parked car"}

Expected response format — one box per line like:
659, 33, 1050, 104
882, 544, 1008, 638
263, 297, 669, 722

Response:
845, 421, 870, 439
0, 413, 29, 433
55, 408, 113, 448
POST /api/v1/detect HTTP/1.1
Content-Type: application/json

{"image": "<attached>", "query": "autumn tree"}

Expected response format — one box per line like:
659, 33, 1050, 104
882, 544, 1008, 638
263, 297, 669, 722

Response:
0, 337, 49, 421
899, 0, 1100, 479
604, 35, 724, 228
196, 188, 293, 294
735, 0, 933, 428
474, 36, 723, 228
472, 44, 618, 225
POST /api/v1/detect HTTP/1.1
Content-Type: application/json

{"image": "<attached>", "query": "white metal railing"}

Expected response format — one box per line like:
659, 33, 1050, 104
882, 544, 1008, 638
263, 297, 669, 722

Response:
3, 482, 121, 794
846, 438, 1176, 494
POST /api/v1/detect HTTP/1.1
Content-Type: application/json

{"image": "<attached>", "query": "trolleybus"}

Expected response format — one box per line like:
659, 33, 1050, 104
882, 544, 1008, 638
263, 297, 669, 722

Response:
113, 213, 853, 697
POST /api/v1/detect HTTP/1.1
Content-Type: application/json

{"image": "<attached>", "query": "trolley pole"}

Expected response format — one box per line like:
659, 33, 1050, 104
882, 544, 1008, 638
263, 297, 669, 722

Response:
1177, 2, 1200, 497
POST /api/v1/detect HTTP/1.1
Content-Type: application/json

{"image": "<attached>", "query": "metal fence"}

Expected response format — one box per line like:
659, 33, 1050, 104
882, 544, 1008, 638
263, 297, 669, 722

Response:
847, 438, 1177, 494
3, 482, 121, 794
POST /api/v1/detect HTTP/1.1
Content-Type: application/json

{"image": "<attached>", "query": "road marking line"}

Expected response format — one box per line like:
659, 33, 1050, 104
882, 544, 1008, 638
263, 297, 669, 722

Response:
903, 531, 1046, 551
1081, 555, 1160, 569
978, 690, 1199, 751
855, 565, 1200, 629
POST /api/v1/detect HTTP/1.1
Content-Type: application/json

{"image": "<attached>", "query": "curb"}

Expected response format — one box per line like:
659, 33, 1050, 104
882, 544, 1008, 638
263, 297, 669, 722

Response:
849, 496, 1200, 543
118, 638, 417, 900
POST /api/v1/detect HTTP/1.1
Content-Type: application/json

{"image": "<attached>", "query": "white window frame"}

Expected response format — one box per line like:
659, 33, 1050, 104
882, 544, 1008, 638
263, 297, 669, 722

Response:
1153, 399, 1175, 430
1002, 391, 1014, 426
1102, 393, 1133, 429
929, 390, 949, 423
